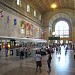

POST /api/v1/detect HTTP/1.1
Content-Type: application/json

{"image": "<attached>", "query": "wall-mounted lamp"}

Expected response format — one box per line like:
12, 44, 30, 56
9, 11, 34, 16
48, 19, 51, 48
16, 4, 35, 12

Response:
52, 32, 56, 36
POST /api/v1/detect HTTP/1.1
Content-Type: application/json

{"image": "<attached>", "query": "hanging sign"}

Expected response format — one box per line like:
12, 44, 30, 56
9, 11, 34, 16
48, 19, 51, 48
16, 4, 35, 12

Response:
24, 22, 27, 29
20, 20, 23, 27
14, 19, 17, 25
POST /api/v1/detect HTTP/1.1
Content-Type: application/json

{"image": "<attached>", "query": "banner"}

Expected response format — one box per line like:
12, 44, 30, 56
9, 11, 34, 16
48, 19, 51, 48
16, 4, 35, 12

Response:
14, 19, 17, 25
20, 20, 23, 27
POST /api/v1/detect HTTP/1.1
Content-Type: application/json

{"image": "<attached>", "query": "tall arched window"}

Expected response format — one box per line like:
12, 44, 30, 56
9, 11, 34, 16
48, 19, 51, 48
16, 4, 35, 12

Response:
55, 21, 69, 38
27, 4, 30, 12
17, 0, 21, 6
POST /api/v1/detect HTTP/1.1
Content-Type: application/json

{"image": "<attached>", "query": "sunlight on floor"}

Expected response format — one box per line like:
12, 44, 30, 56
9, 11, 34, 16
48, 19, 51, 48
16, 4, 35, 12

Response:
54, 46, 70, 71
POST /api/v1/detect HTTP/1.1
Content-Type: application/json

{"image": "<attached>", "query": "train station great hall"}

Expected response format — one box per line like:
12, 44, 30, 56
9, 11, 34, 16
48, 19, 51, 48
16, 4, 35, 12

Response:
0, 0, 75, 75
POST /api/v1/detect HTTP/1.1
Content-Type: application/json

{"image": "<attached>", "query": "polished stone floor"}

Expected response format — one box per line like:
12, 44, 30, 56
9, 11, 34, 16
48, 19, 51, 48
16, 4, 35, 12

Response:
0, 46, 75, 75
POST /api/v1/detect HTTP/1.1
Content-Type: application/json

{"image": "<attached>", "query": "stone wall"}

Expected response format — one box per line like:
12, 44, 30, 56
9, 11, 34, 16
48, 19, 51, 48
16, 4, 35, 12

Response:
0, 0, 43, 39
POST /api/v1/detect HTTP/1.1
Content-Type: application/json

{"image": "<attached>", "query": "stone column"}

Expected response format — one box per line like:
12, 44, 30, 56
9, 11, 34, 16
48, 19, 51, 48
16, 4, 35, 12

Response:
72, 26, 75, 42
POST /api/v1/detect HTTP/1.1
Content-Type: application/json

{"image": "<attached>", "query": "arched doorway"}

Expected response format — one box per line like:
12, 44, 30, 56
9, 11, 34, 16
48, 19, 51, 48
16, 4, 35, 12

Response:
55, 21, 69, 44
49, 13, 72, 44
55, 21, 69, 38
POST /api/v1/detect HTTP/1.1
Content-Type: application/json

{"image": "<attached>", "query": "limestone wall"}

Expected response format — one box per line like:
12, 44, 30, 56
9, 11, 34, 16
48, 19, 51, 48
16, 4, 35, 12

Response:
0, 0, 43, 39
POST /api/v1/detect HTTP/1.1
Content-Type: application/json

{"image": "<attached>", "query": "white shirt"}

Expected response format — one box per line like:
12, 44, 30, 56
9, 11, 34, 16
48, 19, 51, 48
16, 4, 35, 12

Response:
35, 54, 42, 61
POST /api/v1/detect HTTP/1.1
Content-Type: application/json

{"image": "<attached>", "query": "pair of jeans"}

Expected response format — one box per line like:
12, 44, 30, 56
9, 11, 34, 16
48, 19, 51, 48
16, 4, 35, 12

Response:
47, 60, 51, 69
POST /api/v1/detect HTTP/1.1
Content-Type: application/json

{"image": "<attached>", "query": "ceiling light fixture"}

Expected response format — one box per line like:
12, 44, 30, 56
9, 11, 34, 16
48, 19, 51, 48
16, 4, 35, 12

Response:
51, 3, 57, 9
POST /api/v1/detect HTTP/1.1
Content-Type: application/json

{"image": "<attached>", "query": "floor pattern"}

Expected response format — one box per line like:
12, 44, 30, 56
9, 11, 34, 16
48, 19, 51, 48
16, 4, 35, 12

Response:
0, 46, 75, 75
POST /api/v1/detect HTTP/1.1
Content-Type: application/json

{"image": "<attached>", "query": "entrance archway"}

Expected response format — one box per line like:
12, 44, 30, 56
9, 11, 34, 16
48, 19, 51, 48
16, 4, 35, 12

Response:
55, 21, 69, 38
49, 13, 72, 43
55, 21, 69, 44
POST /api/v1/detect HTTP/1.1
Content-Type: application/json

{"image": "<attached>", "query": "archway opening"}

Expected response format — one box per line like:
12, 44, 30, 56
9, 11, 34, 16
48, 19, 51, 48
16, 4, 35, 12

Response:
55, 21, 69, 44
55, 21, 69, 38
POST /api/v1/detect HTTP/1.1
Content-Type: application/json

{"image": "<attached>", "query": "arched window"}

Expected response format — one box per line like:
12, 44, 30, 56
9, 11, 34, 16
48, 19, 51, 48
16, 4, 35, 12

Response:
34, 10, 36, 17
17, 0, 21, 6
27, 4, 30, 12
55, 21, 69, 38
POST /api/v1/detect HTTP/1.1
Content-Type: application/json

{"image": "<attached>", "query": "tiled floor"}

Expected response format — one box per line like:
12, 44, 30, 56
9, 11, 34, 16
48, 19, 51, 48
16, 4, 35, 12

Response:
0, 46, 75, 75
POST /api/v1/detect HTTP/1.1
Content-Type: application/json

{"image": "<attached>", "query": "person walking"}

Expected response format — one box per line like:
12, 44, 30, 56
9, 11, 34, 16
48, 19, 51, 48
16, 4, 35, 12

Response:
25, 48, 28, 58
21, 50, 24, 59
19, 47, 24, 59
35, 50, 42, 73
5, 43, 8, 57
47, 52, 52, 73
73, 43, 75, 59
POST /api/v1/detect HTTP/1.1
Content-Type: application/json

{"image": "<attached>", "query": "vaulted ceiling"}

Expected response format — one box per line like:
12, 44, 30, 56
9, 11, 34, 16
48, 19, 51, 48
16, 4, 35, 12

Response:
27, 0, 75, 14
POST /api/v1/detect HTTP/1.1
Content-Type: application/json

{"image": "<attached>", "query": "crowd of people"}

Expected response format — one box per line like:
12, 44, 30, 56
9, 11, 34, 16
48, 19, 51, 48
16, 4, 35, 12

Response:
34, 42, 75, 73
35, 48, 52, 73
19, 47, 31, 59
2, 42, 75, 73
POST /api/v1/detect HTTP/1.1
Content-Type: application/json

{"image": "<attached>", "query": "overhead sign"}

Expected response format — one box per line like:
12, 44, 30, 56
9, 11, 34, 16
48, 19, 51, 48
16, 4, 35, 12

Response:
48, 37, 60, 40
